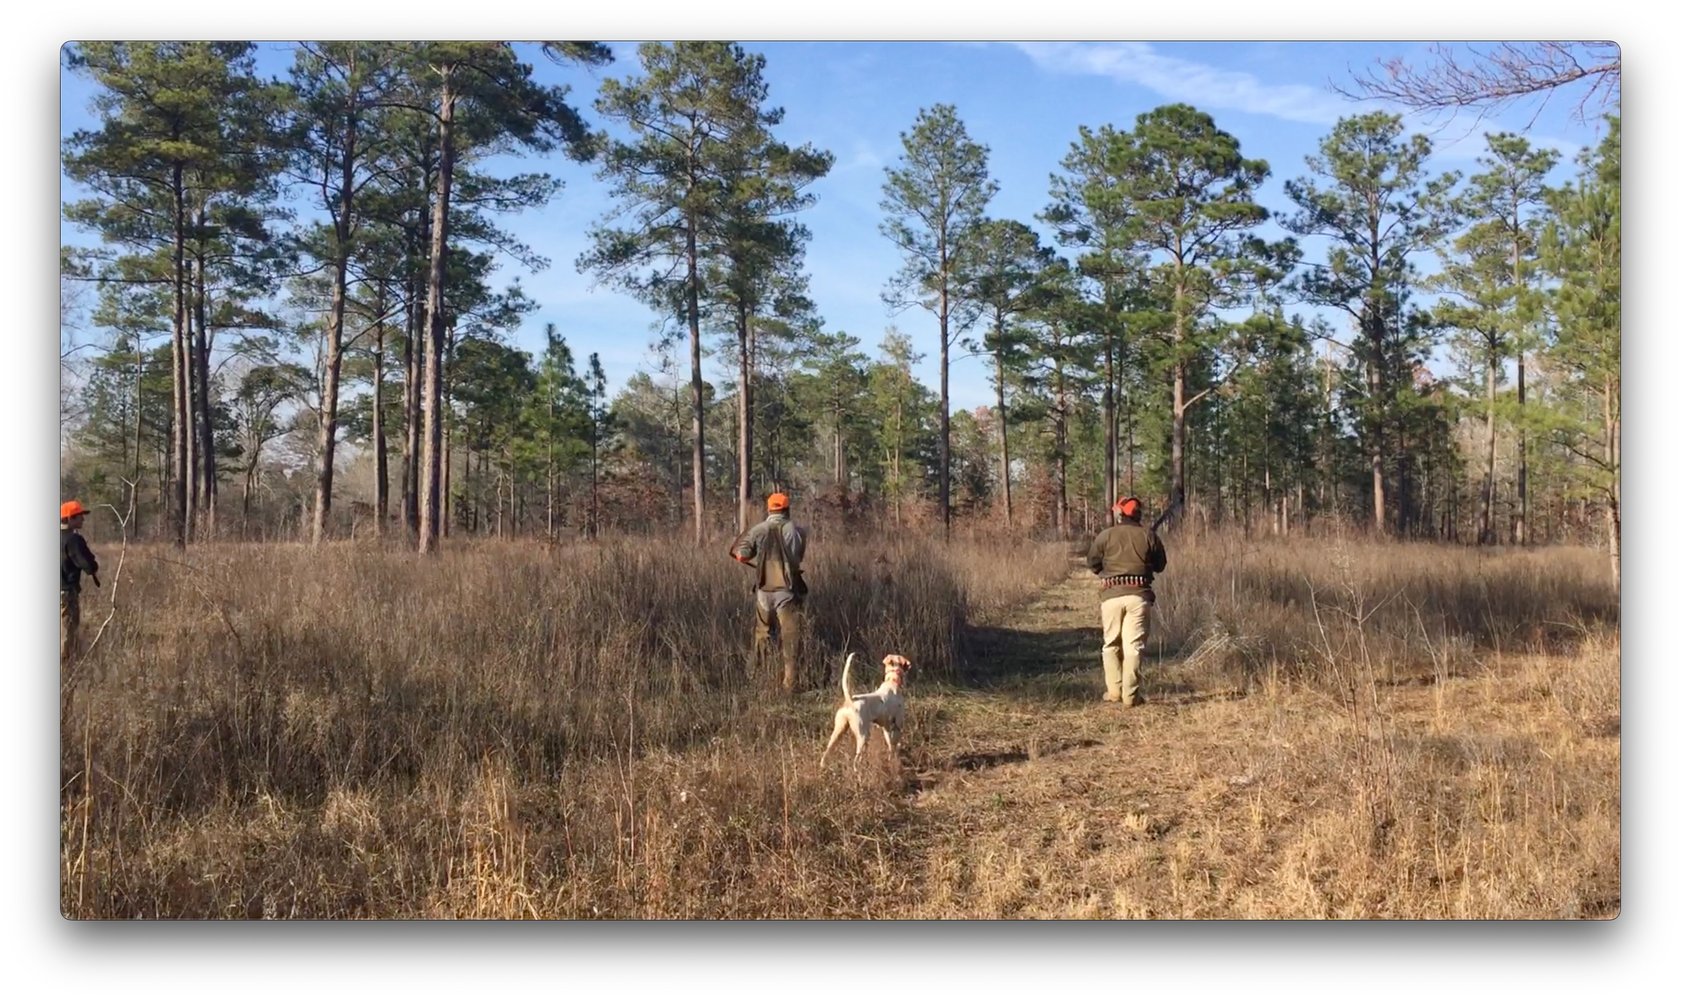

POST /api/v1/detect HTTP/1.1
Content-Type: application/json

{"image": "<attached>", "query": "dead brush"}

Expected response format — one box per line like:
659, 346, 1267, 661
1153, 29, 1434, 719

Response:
1173, 617, 1259, 688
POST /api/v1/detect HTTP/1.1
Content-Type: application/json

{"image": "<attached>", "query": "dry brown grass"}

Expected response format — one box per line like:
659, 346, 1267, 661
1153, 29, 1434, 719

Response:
58, 533, 1067, 918
59, 528, 1618, 919
899, 533, 1620, 919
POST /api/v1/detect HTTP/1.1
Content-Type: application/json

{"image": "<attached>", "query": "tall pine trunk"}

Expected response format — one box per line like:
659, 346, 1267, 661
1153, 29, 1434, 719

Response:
1365, 232, 1389, 537
1102, 305, 1115, 512
1481, 344, 1497, 545
373, 309, 388, 535
1606, 377, 1619, 590
192, 239, 216, 539
994, 336, 1011, 526
1367, 357, 1388, 534
1170, 266, 1188, 508
312, 93, 358, 546
736, 301, 753, 533
1517, 354, 1528, 545
938, 243, 951, 539
684, 207, 705, 544
1055, 351, 1069, 540
312, 254, 349, 544
402, 205, 425, 536
169, 162, 190, 548
1512, 197, 1529, 547
418, 63, 455, 555
546, 374, 556, 543
131, 353, 145, 538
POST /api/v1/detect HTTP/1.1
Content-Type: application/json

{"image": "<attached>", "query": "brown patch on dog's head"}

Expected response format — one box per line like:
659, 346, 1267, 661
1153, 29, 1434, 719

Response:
882, 654, 911, 685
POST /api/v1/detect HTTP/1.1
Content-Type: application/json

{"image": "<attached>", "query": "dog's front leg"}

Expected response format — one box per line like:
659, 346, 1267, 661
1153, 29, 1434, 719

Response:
881, 722, 901, 771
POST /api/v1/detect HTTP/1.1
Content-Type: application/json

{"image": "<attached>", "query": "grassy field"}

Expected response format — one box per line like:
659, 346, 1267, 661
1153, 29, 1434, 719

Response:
59, 529, 1618, 918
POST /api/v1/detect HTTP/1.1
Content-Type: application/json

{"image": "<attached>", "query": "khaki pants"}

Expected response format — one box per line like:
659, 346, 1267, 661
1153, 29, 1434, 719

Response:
60, 590, 81, 662
754, 599, 803, 692
1099, 594, 1151, 705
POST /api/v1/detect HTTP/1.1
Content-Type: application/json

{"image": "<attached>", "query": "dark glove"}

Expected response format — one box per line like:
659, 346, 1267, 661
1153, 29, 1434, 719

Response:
91, 573, 101, 589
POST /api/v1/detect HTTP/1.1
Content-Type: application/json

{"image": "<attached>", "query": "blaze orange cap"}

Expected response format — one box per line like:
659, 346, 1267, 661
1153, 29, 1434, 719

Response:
1112, 496, 1141, 518
766, 493, 790, 512
61, 500, 88, 520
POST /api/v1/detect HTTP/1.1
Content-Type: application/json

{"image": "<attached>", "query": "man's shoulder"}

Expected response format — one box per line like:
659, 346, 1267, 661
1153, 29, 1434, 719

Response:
1117, 522, 1155, 545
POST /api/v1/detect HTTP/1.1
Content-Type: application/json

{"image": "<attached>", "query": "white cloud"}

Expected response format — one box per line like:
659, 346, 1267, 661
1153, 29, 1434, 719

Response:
828, 138, 885, 176
1013, 41, 1347, 125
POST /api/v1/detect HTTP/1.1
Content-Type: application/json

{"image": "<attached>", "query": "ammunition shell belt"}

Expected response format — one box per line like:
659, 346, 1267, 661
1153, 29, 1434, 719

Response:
1101, 574, 1150, 589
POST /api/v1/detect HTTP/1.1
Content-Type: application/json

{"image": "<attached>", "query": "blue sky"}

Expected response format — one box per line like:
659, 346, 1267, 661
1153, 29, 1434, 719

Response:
60, 41, 1614, 411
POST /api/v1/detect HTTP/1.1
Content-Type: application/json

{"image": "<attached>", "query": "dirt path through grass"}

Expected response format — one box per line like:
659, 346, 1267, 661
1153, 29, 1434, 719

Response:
857, 561, 1619, 918
882, 562, 1225, 917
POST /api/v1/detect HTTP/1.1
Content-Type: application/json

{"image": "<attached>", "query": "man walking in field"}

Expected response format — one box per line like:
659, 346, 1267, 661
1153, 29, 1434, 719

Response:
60, 500, 100, 662
730, 492, 808, 693
1085, 496, 1166, 707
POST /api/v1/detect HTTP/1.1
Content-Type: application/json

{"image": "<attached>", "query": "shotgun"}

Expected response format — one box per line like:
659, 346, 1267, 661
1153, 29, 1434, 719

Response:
1150, 496, 1184, 535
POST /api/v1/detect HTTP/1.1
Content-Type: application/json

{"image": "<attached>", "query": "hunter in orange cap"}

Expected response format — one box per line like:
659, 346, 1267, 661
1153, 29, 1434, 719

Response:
60, 499, 100, 661
730, 491, 807, 692
1085, 495, 1167, 707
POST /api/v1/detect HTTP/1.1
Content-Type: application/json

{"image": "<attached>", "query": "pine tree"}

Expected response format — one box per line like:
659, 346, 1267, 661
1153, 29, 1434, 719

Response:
63, 42, 283, 545
1111, 104, 1272, 511
1539, 117, 1620, 587
880, 104, 997, 538
957, 218, 1056, 526
1043, 124, 1139, 511
411, 40, 609, 553
1434, 133, 1558, 544
584, 41, 789, 543
1283, 112, 1460, 534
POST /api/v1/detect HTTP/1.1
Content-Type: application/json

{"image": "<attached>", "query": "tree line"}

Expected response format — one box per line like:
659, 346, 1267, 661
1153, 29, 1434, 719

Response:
58, 41, 1621, 583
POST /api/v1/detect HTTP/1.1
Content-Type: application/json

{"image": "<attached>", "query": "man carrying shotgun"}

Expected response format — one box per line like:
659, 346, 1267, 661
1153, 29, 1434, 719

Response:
730, 492, 808, 693
1084, 495, 1169, 707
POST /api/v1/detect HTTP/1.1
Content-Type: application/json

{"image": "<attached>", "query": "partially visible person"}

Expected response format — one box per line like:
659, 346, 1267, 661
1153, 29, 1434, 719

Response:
60, 500, 100, 662
730, 493, 808, 692
1084, 495, 1166, 707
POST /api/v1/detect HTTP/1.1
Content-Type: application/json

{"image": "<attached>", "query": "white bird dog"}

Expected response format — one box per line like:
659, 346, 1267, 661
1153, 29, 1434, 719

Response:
821, 652, 912, 771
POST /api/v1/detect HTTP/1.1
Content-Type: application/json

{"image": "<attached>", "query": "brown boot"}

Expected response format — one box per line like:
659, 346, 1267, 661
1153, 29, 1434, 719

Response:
1102, 690, 1122, 703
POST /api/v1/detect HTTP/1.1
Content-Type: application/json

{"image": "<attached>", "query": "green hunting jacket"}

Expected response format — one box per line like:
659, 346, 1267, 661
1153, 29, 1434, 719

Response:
1085, 520, 1167, 602
730, 512, 808, 603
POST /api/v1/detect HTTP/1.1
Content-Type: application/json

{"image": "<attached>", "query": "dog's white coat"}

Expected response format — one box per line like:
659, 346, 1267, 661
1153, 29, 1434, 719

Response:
821, 653, 910, 771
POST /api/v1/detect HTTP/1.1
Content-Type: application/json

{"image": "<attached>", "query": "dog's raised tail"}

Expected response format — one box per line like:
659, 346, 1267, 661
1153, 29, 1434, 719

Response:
841, 652, 858, 702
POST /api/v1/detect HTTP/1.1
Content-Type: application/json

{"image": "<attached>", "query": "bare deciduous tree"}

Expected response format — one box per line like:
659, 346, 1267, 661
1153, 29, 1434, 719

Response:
1338, 42, 1620, 126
